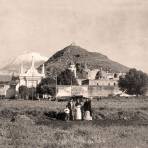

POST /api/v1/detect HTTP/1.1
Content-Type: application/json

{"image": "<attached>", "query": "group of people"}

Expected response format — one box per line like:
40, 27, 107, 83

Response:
64, 98, 92, 121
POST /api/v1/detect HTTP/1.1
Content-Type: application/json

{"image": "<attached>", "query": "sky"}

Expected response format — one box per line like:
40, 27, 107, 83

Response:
0, 0, 148, 73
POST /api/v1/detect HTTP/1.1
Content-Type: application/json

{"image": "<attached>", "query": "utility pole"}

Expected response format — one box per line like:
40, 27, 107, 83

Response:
55, 74, 57, 100
71, 74, 72, 97
31, 56, 34, 100
31, 65, 33, 100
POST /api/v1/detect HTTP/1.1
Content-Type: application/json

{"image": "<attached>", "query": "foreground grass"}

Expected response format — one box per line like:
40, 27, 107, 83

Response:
0, 97, 148, 148
1, 118, 148, 148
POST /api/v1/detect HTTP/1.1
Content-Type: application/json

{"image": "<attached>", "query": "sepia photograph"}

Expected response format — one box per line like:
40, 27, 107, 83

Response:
0, 0, 148, 148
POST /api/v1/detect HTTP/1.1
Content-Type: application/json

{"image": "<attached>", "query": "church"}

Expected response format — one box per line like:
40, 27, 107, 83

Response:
16, 57, 45, 91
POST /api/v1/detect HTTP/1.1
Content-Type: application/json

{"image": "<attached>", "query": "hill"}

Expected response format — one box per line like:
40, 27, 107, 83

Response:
41, 44, 129, 77
1, 52, 48, 74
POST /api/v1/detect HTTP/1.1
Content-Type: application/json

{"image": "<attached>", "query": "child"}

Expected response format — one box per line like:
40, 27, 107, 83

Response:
64, 105, 70, 121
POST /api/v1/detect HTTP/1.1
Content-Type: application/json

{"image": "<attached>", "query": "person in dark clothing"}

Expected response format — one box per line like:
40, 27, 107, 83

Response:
83, 98, 92, 120
67, 99, 75, 120
83, 98, 92, 113
75, 98, 81, 106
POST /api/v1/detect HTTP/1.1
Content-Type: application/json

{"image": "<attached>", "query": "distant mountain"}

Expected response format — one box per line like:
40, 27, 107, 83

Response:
1, 52, 48, 74
40, 44, 129, 77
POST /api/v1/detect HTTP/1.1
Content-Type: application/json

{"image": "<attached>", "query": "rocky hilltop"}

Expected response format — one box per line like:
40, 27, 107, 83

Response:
41, 44, 129, 76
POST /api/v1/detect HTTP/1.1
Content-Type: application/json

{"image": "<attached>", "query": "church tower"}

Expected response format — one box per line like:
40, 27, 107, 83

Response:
31, 56, 35, 72
68, 61, 77, 78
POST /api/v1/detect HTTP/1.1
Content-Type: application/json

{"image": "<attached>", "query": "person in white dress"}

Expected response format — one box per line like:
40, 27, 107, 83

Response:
75, 99, 82, 120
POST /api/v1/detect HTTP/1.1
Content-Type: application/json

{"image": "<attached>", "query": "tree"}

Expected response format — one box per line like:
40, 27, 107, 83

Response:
118, 68, 148, 96
6, 88, 16, 99
95, 71, 102, 79
11, 75, 19, 81
57, 69, 78, 85
18, 85, 28, 99
36, 77, 56, 97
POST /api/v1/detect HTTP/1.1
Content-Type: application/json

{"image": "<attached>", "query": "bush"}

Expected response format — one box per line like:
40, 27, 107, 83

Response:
18, 85, 29, 99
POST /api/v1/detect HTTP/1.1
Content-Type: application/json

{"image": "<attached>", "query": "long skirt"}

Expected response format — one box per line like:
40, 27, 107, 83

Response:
70, 110, 74, 120
83, 111, 92, 121
75, 106, 82, 120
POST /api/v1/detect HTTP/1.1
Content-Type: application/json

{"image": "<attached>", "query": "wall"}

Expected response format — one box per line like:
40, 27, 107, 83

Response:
56, 85, 115, 97
71, 86, 88, 97
82, 79, 118, 86
88, 85, 114, 97
56, 85, 71, 97
145, 87, 148, 96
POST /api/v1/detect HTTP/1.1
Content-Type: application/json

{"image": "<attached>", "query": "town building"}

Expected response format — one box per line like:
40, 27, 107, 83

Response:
0, 82, 10, 98
0, 75, 17, 98
81, 79, 118, 86
57, 63, 125, 97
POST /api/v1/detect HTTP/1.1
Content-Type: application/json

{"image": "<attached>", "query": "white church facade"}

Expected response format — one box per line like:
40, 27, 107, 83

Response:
16, 57, 45, 91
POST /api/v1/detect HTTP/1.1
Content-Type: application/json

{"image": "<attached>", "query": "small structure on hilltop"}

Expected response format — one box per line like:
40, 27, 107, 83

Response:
16, 56, 45, 91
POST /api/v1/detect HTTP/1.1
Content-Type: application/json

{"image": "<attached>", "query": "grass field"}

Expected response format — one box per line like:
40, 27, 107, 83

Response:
0, 97, 148, 148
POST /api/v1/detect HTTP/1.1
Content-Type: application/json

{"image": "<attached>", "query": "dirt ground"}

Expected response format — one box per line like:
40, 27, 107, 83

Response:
0, 97, 148, 148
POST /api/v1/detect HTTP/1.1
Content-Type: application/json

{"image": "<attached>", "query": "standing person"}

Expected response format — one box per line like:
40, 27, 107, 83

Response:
64, 105, 70, 121
67, 99, 75, 120
75, 99, 82, 120
83, 98, 92, 120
